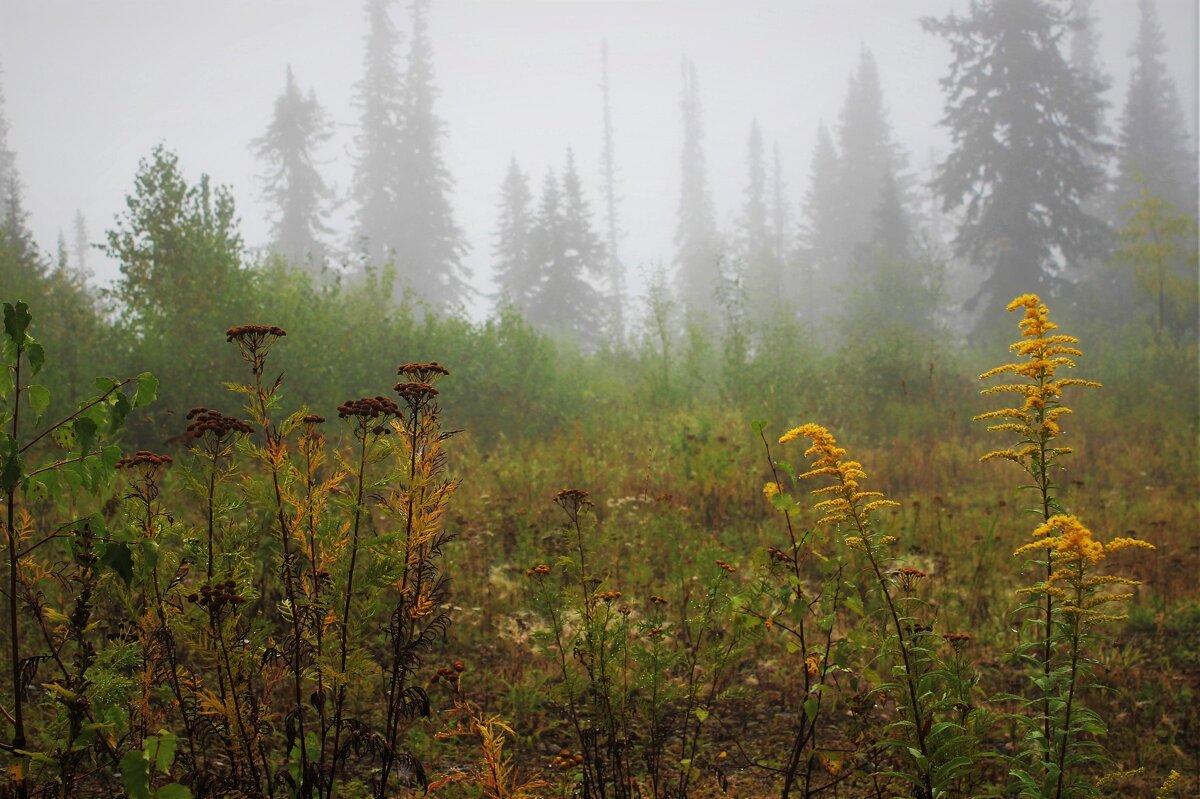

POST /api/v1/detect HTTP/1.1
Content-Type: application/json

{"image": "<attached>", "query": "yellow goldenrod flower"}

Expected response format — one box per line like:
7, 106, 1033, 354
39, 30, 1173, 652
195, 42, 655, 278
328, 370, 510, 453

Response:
1015, 514, 1154, 625
975, 294, 1099, 474
778, 424, 899, 551
1156, 770, 1182, 799
1105, 536, 1157, 554
762, 481, 781, 502
1015, 515, 1105, 564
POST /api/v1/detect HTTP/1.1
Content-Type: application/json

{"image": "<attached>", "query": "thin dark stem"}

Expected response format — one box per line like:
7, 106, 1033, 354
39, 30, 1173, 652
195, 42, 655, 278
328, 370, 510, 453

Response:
1052, 576, 1085, 799
215, 614, 262, 793
760, 430, 821, 799
251, 364, 309, 777
303, 435, 330, 773
206, 447, 219, 581
17, 378, 132, 455
1034, 372, 1054, 769
378, 408, 421, 799
7, 350, 28, 799
327, 429, 369, 799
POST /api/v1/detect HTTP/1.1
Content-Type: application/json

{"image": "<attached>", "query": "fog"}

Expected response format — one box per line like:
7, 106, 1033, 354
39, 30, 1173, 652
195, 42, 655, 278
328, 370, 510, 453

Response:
1, 0, 1197, 319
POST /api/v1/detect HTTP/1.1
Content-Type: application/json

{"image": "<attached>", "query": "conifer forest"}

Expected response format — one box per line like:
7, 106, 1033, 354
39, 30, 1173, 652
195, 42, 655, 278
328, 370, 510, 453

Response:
1, 1, 1199, 797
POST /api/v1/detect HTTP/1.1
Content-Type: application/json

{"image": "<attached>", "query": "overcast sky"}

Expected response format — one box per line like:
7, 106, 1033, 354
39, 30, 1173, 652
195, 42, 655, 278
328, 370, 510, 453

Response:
2, 0, 1196, 319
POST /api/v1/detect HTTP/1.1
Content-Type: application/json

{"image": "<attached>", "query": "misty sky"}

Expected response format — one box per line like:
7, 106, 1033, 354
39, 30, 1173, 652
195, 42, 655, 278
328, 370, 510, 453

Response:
2, 0, 1197, 319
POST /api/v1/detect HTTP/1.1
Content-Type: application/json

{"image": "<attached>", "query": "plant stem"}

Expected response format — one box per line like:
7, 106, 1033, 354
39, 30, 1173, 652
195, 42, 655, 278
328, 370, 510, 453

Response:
327, 428, 369, 798
6, 350, 27, 799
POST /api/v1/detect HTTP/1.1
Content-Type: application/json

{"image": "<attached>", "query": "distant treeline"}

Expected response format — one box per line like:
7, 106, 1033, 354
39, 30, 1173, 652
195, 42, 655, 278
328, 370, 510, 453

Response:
0, 0, 1197, 448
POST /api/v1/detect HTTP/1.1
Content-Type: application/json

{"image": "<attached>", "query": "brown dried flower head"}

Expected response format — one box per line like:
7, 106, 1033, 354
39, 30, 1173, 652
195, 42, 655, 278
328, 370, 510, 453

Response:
225, 324, 287, 344
337, 396, 400, 421
894, 566, 928, 594
393, 381, 439, 412
554, 488, 594, 516
185, 407, 253, 441
943, 633, 974, 651
116, 450, 173, 470
715, 559, 737, 574
397, 362, 450, 382
194, 579, 247, 614
766, 546, 792, 563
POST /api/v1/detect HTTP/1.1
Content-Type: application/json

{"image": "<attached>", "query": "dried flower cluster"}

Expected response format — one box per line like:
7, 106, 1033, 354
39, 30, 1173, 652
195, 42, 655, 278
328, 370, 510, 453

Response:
398, 361, 451, 381
336, 395, 400, 420
115, 450, 173, 470
185, 406, 253, 440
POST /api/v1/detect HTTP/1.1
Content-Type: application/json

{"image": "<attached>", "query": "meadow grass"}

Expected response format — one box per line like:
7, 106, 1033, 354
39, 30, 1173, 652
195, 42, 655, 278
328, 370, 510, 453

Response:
1, 294, 1196, 798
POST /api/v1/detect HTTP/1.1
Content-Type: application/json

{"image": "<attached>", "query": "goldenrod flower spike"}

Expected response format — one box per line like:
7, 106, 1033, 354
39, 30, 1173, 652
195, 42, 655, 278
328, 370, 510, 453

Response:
777, 423, 899, 531
1014, 514, 1154, 624
976, 294, 1100, 470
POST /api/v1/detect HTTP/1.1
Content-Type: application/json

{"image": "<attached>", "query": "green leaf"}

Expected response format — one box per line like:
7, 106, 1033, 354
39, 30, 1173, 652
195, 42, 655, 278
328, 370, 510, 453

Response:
100, 445, 122, 471
694, 707, 709, 723
906, 747, 929, 772
150, 731, 178, 773
3, 301, 32, 345
28, 385, 49, 425
100, 542, 134, 586
25, 342, 44, 375
74, 417, 98, 456
110, 390, 132, 432
134, 372, 158, 408
23, 477, 48, 504
52, 424, 76, 450
1, 435, 22, 492
120, 749, 150, 799
141, 539, 160, 575
803, 698, 820, 722
155, 785, 193, 799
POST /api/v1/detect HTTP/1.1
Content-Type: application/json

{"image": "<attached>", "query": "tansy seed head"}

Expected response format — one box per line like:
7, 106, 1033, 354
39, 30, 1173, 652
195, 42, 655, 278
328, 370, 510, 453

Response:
337, 396, 399, 420
116, 450, 173, 470
397, 362, 450, 382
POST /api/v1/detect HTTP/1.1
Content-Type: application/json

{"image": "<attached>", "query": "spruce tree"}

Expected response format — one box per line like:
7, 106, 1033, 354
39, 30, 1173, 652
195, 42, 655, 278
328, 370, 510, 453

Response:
526, 169, 564, 335
737, 121, 780, 317
72, 210, 90, 276
253, 66, 334, 270
1069, 0, 1104, 82
599, 40, 626, 341
835, 48, 908, 271
770, 142, 789, 271
525, 154, 604, 345
1116, 0, 1197, 219
1067, 0, 1113, 234
0, 184, 41, 308
351, 0, 404, 265
867, 170, 911, 263
492, 157, 535, 314
799, 122, 840, 321
394, 0, 469, 311
674, 57, 722, 318
0, 64, 21, 228
923, 0, 1109, 318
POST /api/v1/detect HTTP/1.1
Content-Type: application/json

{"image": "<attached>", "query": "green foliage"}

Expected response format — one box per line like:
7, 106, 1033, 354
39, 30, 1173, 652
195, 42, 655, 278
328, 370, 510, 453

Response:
104, 145, 250, 432
1113, 184, 1199, 345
